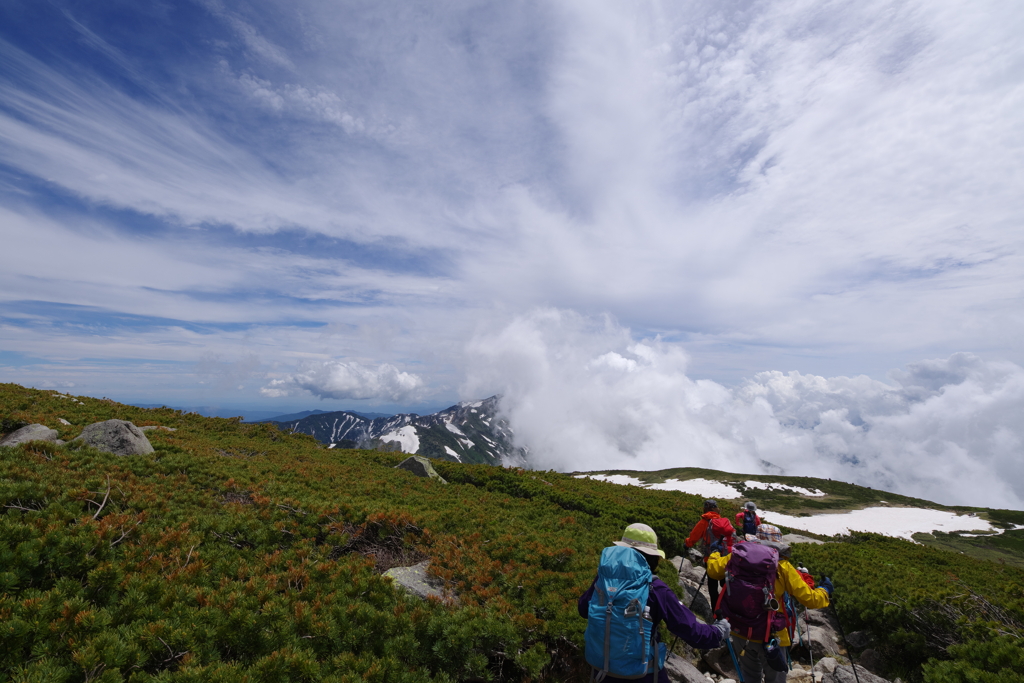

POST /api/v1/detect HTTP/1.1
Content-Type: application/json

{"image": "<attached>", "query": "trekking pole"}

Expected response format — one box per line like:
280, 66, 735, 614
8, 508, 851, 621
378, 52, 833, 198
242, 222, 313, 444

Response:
724, 633, 744, 683
689, 566, 708, 610
802, 606, 814, 673
669, 558, 709, 653
829, 595, 861, 683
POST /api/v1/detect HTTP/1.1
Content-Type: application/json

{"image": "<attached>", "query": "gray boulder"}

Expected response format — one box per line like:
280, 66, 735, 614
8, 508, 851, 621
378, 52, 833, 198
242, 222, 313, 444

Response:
680, 582, 714, 623
395, 456, 447, 483
675, 558, 714, 622
816, 661, 890, 683
704, 645, 739, 678
664, 653, 704, 683
815, 658, 839, 674
0, 424, 59, 446
804, 607, 840, 631
803, 609, 845, 653
806, 624, 844, 658
782, 534, 827, 545
384, 561, 445, 600
140, 425, 176, 432
787, 669, 814, 683
665, 653, 706, 683
73, 420, 154, 456
677, 558, 706, 584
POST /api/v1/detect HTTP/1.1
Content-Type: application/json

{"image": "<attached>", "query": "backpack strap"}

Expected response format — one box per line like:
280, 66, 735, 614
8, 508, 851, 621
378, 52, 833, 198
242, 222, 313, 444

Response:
601, 600, 612, 679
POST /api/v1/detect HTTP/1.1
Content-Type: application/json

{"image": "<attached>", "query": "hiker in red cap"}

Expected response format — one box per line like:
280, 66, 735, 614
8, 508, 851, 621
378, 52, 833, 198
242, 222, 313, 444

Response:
684, 499, 735, 608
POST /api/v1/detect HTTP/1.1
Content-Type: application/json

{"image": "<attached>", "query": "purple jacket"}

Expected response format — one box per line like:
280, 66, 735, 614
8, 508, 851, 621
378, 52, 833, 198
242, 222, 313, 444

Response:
579, 575, 721, 683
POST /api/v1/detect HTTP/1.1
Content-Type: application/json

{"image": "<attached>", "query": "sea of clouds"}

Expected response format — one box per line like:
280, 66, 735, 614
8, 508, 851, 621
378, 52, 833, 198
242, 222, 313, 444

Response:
462, 310, 1024, 509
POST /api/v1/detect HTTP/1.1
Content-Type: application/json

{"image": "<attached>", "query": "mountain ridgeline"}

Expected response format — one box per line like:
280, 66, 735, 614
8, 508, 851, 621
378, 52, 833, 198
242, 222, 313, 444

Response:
265, 396, 524, 466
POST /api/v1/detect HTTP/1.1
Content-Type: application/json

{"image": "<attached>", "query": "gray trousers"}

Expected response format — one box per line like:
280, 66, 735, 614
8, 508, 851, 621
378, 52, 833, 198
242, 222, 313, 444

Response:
731, 634, 786, 683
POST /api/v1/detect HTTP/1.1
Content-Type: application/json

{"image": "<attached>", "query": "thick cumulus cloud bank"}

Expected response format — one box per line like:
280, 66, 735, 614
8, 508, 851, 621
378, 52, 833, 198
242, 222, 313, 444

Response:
464, 311, 1024, 509
262, 361, 423, 402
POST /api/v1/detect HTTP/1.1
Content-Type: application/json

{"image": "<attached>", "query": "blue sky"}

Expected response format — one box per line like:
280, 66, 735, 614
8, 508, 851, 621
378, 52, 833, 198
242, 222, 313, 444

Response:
3, 1, 1024, 504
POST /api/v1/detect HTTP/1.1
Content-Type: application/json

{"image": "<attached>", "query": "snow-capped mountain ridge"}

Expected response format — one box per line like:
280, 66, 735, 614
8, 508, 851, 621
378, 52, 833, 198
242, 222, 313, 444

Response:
267, 396, 523, 466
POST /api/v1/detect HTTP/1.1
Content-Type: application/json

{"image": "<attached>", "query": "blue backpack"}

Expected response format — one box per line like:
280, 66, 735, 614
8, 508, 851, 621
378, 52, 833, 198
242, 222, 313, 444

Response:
584, 546, 666, 680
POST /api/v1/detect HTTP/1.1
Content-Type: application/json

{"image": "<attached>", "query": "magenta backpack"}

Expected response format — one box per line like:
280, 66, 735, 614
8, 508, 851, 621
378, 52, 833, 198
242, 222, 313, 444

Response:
715, 542, 787, 641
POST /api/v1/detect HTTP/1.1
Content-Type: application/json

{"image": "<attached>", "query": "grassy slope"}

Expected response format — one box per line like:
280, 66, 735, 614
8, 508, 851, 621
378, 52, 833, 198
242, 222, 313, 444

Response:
1, 383, 1022, 683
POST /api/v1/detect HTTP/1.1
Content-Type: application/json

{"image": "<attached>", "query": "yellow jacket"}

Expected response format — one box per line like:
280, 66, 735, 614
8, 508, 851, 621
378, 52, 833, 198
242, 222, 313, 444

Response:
707, 551, 830, 646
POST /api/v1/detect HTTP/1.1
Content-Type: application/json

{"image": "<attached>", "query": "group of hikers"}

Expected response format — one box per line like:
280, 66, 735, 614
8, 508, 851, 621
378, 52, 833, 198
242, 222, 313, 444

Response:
579, 499, 834, 683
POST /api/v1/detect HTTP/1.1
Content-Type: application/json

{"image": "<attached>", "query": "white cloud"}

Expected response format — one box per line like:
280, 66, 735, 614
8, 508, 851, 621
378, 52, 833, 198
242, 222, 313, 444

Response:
237, 72, 365, 133
262, 360, 424, 402
465, 311, 1024, 509
2, 0, 1024, 508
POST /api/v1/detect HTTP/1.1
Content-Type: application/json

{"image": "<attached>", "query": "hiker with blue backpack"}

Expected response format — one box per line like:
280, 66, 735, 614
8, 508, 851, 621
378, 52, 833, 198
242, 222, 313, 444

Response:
579, 523, 731, 682
706, 524, 834, 683
735, 502, 761, 539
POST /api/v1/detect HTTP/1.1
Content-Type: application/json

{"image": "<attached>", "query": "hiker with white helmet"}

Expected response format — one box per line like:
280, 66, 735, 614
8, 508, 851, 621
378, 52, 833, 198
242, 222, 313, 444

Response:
706, 524, 833, 683
579, 523, 730, 682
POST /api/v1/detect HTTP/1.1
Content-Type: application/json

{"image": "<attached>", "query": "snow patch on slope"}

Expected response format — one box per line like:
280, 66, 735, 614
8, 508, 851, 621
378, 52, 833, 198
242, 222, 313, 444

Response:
744, 481, 825, 497
648, 478, 744, 499
762, 507, 997, 541
577, 474, 743, 499
381, 425, 419, 454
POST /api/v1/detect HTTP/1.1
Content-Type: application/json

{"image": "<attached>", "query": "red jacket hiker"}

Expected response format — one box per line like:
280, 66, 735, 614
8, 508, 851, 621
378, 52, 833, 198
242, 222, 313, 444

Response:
684, 511, 736, 555
684, 501, 736, 611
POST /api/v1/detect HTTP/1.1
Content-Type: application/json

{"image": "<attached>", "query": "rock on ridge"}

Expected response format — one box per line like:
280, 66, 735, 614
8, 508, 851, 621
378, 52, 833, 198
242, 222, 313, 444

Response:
383, 561, 445, 600
73, 419, 154, 456
395, 456, 447, 483
665, 652, 707, 683
0, 424, 59, 446
814, 658, 891, 683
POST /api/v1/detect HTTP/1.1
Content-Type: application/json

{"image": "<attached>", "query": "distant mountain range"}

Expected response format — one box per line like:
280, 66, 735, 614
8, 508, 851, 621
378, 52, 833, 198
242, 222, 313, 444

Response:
258, 409, 393, 422
262, 396, 524, 466
130, 405, 395, 423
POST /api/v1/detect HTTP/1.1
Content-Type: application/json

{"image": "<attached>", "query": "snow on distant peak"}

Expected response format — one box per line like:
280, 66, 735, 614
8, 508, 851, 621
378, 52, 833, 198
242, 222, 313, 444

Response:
461, 400, 484, 408
381, 425, 419, 454
445, 422, 466, 437
744, 481, 826, 497
444, 446, 462, 462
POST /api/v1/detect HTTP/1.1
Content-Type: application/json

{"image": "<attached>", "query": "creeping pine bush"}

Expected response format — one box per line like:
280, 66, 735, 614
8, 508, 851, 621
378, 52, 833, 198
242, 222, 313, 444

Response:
1, 382, 1022, 682
0, 383, 710, 682
792, 534, 1024, 683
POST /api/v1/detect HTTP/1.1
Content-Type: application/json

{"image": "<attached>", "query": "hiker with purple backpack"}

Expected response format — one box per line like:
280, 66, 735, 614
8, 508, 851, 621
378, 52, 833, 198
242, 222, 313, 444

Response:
706, 524, 833, 683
